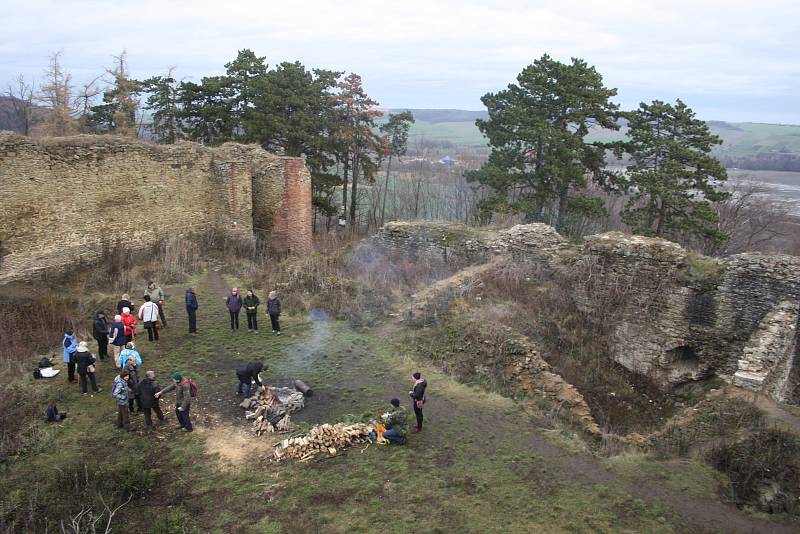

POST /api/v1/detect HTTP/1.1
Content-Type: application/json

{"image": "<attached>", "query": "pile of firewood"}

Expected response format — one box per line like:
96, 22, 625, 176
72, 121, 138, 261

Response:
272, 422, 375, 462
241, 386, 305, 435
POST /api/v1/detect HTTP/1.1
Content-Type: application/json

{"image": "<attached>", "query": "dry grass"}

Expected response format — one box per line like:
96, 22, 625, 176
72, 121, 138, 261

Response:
709, 427, 800, 513
470, 261, 679, 434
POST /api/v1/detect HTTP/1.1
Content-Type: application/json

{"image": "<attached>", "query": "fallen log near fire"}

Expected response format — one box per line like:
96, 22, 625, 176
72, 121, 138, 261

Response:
272, 422, 376, 462
294, 379, 313, 396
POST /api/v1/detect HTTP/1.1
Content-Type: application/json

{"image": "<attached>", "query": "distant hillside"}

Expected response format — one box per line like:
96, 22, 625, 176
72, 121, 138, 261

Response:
386, 108, 488, 123
389, 108, 800, 170
0, 95, 43, 134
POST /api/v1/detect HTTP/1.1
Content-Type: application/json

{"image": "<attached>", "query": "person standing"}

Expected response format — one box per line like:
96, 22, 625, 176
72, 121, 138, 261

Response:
74, 341, 101, 396
144, 280, 167, 327
121, 307, 137, 341
116, 293, 133, 314
243, 289, 260, 332
185, 287, 198, 334
125, 357, 141, 413
92, 311, 109, 361
112, 369, 131, 431
109, 315, 127, 363
137, 295, 160, 342
62, 329, 77, 383
225, 287, 243, 331
117, 342, 142, 369
382, 398, 408, 445
409, 372, 427, 432
137, 370, 166, 433
157, 372, 193, 432
267, 291, 281, 335
235, 360, 265, 398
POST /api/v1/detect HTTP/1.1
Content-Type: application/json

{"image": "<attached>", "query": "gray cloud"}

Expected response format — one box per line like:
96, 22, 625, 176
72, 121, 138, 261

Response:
1, 0, 798, 122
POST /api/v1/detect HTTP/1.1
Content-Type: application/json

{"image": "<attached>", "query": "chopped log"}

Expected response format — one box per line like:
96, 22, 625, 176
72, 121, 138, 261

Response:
294, 380, 313, 397
270, 422, 377, 463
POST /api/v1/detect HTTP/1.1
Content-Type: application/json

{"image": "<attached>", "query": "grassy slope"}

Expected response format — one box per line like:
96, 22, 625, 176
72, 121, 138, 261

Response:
4, 268, 793, 533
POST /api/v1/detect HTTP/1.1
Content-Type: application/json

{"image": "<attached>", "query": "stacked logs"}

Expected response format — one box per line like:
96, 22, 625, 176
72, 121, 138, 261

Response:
272, 422, 375, 462
242, 386, 305, 435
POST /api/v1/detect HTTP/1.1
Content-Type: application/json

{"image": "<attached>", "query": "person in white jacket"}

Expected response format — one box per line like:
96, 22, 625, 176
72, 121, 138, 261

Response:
138, 294, 161, 342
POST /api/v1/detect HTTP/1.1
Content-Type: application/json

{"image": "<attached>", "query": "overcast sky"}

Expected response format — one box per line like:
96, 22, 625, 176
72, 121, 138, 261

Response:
2, 0, 798, 123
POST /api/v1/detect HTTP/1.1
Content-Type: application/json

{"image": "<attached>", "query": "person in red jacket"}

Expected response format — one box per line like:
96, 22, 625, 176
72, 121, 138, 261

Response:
121, 307, 138, 340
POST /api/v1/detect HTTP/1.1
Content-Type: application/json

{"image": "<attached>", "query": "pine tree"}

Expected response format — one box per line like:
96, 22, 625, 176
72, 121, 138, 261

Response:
177, 76, 235, 144
140, 69, 182, 144
245, 61, 342, 223
378, 111, 415, 225
88, 51, 141, 136
466, 55, 619, 230
331, 73, 383, 227
224, 49, 267, 139
616, 99, 729, 241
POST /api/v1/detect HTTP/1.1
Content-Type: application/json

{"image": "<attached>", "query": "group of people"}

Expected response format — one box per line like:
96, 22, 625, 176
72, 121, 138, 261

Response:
60, 280, 287, 434
184, 286, 282, 335
112, 368, 193, 433
380, 372, 428, 445
234, 360, 428, 446
62, 278, 430, 442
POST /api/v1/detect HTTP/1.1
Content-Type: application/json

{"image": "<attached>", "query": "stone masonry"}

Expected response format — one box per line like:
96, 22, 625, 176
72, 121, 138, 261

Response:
370, 221, 800, 404
0, 133, 312, 284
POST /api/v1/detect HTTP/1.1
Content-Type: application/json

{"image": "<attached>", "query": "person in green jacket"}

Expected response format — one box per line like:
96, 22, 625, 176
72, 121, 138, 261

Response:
144, 280, 167, 327
243, 289, 260, 333
382, 398, 408, 445
156, 372, 193, 432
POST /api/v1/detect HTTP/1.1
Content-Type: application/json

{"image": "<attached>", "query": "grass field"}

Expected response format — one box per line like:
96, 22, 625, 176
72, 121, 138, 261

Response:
2, 267, 797, 533
391, 109, 800, 162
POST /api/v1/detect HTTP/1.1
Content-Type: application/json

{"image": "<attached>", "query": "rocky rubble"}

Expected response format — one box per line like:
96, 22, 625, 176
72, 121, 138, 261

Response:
734, 301, 799, 401
373, 220, 800, 404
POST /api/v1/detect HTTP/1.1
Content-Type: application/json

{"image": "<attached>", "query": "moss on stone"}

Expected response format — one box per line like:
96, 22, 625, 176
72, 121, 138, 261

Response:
679, 253, 723, 290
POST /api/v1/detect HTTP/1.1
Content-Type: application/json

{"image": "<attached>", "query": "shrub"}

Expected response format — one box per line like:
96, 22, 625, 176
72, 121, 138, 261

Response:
678, 252, 723, 290
471, 261, 676, 434
709, 428, 800, 514
0, 382, 51, 459
652, 397, 764, 457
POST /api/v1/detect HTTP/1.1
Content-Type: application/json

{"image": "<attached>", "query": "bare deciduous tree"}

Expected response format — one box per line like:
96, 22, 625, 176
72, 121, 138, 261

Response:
37, 50, 76, 136
74, 75, 103, 132
4, 74, 36, 135
703, 178, 791, 255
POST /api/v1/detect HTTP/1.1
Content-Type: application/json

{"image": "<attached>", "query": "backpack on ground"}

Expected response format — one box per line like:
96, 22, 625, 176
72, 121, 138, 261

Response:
188, 379, 198, 398
46, 403, 66, 422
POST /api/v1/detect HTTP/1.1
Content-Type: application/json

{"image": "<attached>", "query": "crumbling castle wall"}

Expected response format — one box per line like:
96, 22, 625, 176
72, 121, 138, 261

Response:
577, 234, 800, 393
371, 221, 800, 403
0, 133, 312, 284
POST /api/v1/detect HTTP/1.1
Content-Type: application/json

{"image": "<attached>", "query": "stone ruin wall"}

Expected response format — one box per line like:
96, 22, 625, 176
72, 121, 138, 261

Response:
577, 234, 800, 398
369, 221, 800, 403
0, 133, 312, 284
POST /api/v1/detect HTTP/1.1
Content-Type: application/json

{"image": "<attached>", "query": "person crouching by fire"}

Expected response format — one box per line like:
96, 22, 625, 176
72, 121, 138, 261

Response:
381, 398, 408, 445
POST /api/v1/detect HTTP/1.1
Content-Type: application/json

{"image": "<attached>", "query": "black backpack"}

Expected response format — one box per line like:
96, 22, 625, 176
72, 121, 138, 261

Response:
46, 403, 66, 422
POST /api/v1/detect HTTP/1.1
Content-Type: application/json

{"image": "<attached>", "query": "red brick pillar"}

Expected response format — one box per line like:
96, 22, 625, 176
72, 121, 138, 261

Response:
276, 158, 312, 255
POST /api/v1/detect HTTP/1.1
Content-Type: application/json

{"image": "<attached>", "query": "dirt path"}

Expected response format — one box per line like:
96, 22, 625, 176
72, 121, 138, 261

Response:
178, 270, 797, 533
